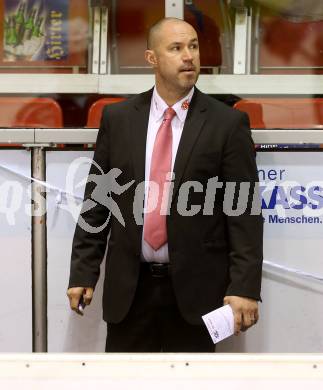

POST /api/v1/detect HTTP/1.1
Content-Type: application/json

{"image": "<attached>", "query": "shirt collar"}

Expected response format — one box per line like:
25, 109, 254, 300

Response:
151, 86, 195, 123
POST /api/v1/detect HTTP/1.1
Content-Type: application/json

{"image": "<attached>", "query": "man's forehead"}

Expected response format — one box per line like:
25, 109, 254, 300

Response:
159, 21, 197, 41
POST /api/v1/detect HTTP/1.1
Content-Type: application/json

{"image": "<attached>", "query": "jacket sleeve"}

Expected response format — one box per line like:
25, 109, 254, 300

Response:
68, 106, 112, 289
221, 111, 263, 300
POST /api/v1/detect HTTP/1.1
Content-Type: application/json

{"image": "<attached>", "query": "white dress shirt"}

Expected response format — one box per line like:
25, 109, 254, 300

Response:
141, 86, 194, 263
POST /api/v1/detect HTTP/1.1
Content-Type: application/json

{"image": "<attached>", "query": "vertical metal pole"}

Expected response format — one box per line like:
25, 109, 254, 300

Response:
32, 147, 47, 352
110, 0, 118, 74
100, 7, 109, 74
253, 5, 260, 74
219, 0, 234, 74
88, 6, 94, 72
233, 7, 248, 74
246, 7, 253, 75
92, 7, 101, 74
165, 0, 184, 19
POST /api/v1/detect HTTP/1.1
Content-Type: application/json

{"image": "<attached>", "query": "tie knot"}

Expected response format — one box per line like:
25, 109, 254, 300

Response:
164, 107, 176, 121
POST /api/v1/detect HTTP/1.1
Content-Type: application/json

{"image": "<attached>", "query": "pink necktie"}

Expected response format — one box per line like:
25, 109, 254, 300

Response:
144, 107, 176, 250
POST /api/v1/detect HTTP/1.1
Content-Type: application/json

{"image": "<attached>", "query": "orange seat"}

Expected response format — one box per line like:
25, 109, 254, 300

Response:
0, 97, 63, 128
87, 97, 126, 128
0, 97, 63, 147
234, 98, 323, 129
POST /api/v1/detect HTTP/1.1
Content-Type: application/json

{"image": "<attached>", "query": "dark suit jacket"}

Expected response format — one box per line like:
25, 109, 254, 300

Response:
69, 87, 263, 325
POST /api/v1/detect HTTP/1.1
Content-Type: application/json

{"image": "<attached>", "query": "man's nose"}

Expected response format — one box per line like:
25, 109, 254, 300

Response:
182, 47, 193, 61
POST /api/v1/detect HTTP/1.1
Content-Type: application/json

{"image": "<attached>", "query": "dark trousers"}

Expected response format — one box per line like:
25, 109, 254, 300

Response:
106, 263, 215, 352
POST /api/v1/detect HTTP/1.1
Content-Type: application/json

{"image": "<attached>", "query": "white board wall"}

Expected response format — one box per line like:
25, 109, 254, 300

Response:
46, 151, 106, 352
2, 149, 323, 352
218, 152, 323, 352
0, 150, 32, 352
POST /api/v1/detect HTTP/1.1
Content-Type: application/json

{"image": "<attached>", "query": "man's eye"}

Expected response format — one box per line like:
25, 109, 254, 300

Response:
190, 44, 198, 49
171, 46, 180, 51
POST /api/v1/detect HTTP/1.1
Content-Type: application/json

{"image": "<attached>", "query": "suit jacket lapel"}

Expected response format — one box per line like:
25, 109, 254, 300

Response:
172, 88, 208, 202
129, 87, 208, 206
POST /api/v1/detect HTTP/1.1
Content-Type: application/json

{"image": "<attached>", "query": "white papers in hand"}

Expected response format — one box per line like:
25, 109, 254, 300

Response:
202, 304, 234, 344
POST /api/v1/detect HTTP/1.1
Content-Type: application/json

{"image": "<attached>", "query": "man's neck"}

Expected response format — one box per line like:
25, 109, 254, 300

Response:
155, 82, 191, 107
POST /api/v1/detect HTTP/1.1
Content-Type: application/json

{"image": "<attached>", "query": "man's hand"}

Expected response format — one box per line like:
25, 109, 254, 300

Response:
223, 295, 259, 335
67, 287, 94, 316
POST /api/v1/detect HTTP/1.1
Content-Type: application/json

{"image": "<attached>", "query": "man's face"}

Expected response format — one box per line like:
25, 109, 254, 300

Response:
147, 21, 200, 93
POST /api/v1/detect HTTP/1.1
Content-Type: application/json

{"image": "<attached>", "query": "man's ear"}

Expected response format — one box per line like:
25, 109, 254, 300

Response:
145, 49, 157, 67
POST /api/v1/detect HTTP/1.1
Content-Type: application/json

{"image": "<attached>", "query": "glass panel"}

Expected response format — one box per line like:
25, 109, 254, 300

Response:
0, 0, 90, 73
108, 0, 323, 76
109, 0, 233, 74
252, 0, 323, 74
184, 0, 233, 74
110, 0, 165, 74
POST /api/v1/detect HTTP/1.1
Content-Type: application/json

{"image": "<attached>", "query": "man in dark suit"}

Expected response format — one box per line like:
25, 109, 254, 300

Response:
67, 17, 263, 352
